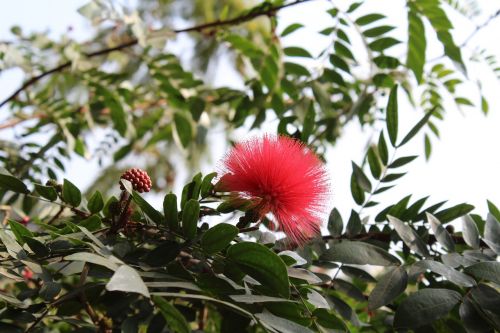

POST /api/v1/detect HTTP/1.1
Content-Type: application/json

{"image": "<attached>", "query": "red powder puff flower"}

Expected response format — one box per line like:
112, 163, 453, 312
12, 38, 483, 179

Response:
218, 134, 330, 245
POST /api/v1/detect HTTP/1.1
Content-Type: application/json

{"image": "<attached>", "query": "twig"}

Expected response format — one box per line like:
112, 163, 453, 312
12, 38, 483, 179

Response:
0, 0, 315, 109
25, 307, 50, 333
47, 206, 65, 224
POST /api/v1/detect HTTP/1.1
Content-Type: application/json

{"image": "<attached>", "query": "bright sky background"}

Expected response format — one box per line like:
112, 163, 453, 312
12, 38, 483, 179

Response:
1, 0, 500, 224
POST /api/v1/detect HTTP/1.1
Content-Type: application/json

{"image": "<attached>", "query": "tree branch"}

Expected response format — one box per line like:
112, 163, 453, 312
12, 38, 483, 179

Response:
0, 0, 314, 109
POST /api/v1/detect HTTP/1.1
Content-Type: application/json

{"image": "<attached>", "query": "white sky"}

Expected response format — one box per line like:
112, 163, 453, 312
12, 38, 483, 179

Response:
1, 0, 499, 222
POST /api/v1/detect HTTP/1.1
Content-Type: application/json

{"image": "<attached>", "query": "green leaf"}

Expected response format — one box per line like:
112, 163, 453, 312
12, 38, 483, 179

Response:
64, 252, 119, 271
153, 296, 190, 333
328, 208, 343, 237
462, 215, 480, 249
174, 112, 192, 148
398, 108, 435, 147
301, 102, 315, 143
355, 13, 385, 26
106, 265, 149, 298
346, 210, 362, 236
351, 162, 371, 192
8, 220, 33, 245
378, 132, 389, 165
144, 241, 180, 267
320, 240, 400, 266
460, 295, 492, 333
367, 146, 382, 179
281, 23, 304, 37
350, 174, 365, 205
388, 216, 429, 257
0, 173, 29, 194
62, 179, 81, 207
200, 172, 217, 198
425, 134, 432, 159
388, 155, 418, 168
24, 237, 49, 257
487, 200, 500, 222
413, 260, 476, 287
464, 261, 500, 285
201, 223, 238, 255
257, 310, 314, 333
386, 84, 399, 147
427, 213, 455, 251
284, 62, 310, 76
163, 193, 179, 231
394, 289, 461, 329
284, 46, 312, 58
435, 203, 474, 224
35, 184, 57, 201
39, 282, 61, 301
484, 213, 500, 254
227, 242, 290, 298
334, 41, 355, 60
133, 192, 163, 225
368, 266, 407, 310
363, 25, 395, 38
87, 191, 104, 214
313, 308, 347, 332
369, 37, 400, 52
407, 8, 426, 83
181, 199, 199, 239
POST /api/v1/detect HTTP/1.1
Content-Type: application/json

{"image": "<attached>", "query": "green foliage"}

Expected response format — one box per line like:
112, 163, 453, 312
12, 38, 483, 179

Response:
0, 0, 498, 332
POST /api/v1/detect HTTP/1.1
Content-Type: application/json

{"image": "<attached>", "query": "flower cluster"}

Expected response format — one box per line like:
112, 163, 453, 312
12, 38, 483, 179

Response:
219, 134, 330, 245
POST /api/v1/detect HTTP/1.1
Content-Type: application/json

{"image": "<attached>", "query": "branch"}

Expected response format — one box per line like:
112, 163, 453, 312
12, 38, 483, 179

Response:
0, 0, 314, 109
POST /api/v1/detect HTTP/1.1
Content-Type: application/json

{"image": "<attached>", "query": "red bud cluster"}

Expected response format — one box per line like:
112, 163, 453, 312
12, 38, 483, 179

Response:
120, 168, 152, 193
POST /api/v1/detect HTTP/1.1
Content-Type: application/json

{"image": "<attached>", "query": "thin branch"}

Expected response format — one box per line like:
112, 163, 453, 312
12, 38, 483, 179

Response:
0, 0, 314, 109
25, 307, 50, 333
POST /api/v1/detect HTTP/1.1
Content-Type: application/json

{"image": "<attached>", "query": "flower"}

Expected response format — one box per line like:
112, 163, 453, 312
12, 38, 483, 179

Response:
218, 134, 330, 245
120, 168, 152, 193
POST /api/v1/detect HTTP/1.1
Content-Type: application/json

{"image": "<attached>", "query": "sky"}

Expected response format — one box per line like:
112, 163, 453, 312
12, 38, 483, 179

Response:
1, 0, 500, 224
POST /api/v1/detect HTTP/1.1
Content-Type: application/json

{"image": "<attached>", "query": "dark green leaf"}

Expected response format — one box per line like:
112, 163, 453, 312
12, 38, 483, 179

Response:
346, 210, 362, 236
328, 208, 343, 237
8, 220, 33, 245
388, 155, 418, 168
174, 112, 192, 148
62, 179, 81, 207
200, 172, 217, 198
368, 266, 407, 310
153, 296, 190, 333
435, 203, 474, 224
181, 199, 199, 239
201, 223, 238, 255
394, 289, 461, 329
367, 146, 382, 179
284, 62, 310, 76
0, 173, 29, 194
460, 295, 493, 333
24, 237, 49, 257
132, 192, 163, 225
386, 84, 399, 146
227, 242, 290, 298
87, 191, 104, 214
378, 132, 389, 165
351, 162, 371, 192
427, 213, 455, 251
398, 108, 435, 147
334, 41, 355, 60
388, 216, 429, 257
144, 241, 180, 267
321, 240, 400, 266
462, 215, 480, 249
35, 184, 57, 201
39, 282, 61, 301
464, 261, 500, 285
313, 308, 347, 331
163, 193, 179, 231
413, 260, 476, 287
381, 172, 405, 183
487, 200, 500, 222
341, 266, 377, 282
350, 174, 365, 205
484, 213, 500, 254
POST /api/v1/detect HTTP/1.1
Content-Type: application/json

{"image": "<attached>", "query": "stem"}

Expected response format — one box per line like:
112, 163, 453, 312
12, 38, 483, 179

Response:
25, 307, 50, 333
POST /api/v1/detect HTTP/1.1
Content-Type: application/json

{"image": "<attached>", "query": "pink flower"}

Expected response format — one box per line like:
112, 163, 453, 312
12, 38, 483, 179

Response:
218, 134, 330, 245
